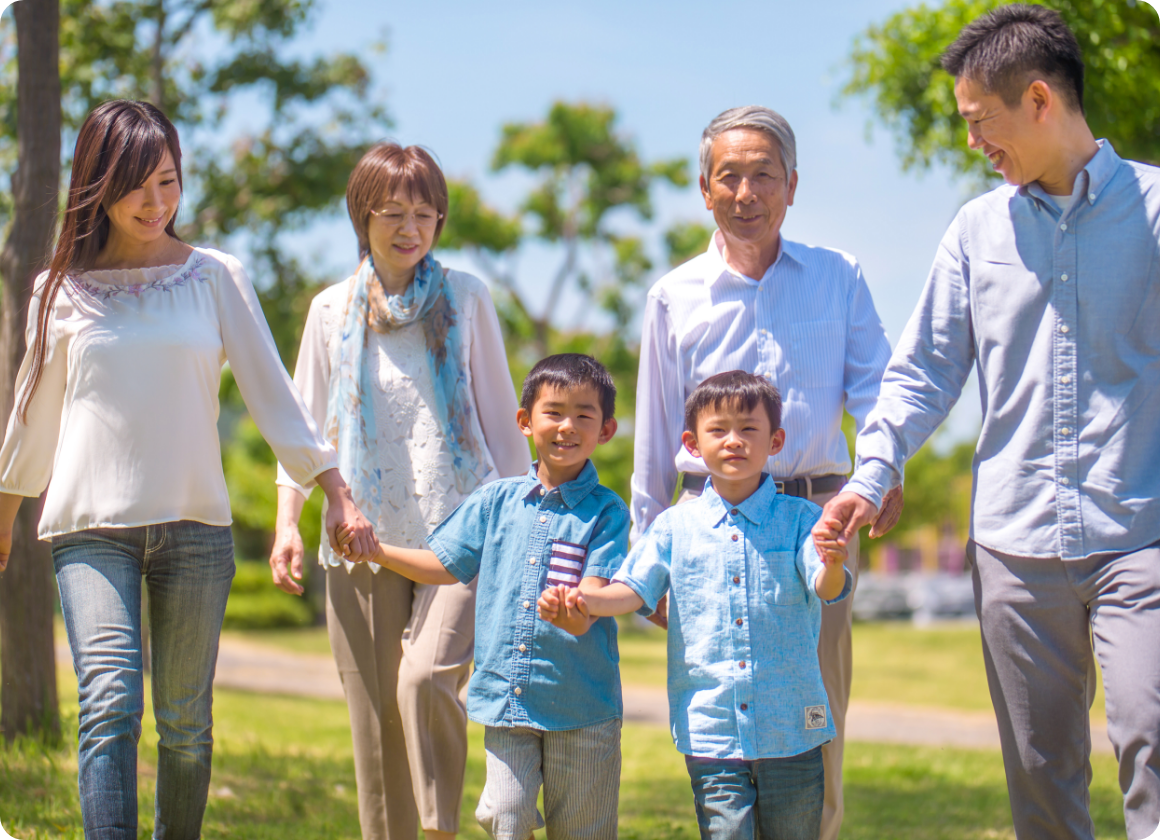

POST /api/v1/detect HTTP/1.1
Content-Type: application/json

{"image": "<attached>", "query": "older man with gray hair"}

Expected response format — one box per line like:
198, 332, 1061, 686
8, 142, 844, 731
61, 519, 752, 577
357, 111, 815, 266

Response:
631, 105, 902, 839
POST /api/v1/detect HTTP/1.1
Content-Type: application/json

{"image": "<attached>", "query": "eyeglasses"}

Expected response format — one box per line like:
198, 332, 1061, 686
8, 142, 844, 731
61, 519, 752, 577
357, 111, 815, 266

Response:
370, 208, 443, 229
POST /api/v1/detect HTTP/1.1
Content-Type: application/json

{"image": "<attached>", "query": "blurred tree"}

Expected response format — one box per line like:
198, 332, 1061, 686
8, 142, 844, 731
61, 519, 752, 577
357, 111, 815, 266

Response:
0, 0, 62, 744
841, 0, 1160, 187
440, 101, 690, 360
663, 221, 714, 267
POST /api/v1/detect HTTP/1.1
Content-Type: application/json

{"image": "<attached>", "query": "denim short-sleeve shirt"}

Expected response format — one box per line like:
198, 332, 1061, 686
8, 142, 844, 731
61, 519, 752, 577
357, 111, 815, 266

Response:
428, 460, 629, 731
614, 475, 852, 760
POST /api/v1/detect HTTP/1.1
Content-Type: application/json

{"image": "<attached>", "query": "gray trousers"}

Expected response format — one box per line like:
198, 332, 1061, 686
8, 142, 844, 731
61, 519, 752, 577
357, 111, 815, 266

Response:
677, 484, 858, 840
970, 540, 1160, 840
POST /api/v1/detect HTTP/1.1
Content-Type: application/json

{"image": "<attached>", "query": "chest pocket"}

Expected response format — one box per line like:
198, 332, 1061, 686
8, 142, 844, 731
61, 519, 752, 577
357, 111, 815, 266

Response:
546, 540, 587, 588
761, 550, 807, 606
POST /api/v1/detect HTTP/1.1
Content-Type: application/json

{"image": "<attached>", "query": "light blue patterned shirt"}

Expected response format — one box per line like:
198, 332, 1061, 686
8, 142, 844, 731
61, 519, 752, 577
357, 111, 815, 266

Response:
428, 460, 628, 730
849, 142, 1160, 561
614, 476, 852, 760
631, 232, 891, 542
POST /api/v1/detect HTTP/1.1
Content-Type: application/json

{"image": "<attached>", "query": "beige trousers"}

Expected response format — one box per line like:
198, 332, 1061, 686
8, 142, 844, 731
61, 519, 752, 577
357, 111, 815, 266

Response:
676, 484, 858, 840
327, 563, 476, 839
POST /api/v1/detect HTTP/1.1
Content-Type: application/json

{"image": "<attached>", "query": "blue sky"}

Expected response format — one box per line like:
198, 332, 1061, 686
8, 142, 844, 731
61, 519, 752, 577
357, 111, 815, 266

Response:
296, 0, 985, 439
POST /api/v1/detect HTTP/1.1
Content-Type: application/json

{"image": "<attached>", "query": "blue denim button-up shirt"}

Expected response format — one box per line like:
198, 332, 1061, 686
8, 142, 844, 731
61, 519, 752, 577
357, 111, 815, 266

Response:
614, 476, 851, 760
429, 460, 628, 730
849, 142, 1160, 560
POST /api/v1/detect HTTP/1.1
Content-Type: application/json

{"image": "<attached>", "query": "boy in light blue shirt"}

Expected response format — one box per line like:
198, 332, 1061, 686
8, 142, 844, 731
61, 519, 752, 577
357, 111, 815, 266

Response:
540, 370, 852, 840
340, 353, 629, 840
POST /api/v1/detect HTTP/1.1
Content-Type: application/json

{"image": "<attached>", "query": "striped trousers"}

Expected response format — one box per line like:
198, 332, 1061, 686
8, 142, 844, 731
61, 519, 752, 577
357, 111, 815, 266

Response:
476, 718, 622, 839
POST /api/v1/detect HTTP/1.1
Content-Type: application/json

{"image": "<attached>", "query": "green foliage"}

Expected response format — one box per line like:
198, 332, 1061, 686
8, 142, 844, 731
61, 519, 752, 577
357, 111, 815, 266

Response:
841, 0, 1160, 185
663, 221, 714, 267
223, 560, 313, 630
444, 101, 692, 358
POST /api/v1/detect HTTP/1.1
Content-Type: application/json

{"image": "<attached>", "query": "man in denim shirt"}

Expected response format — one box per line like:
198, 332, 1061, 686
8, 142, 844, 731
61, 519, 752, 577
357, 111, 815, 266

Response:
343, 354, 628, 840
544, 371, 851, 840
822, 7, 1160, 839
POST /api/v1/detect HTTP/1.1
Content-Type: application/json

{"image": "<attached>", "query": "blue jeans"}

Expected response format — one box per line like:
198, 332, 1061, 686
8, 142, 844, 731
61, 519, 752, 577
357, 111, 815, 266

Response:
686, 747, 825, 840
53, 521, 235, 840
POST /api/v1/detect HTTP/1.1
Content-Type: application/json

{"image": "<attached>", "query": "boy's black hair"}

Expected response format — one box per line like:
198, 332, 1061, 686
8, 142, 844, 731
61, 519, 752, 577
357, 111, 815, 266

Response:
684, 370, 782, 433
941, 4, 1085, 114
520, 353, 616, 421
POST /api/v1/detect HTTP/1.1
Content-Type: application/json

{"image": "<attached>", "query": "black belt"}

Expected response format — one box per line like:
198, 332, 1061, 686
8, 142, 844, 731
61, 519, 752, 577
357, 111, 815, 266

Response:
681, 472, 846, 499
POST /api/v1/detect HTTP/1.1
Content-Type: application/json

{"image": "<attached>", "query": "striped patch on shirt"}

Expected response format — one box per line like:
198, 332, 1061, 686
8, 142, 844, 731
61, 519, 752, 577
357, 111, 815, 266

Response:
546, 540, 588, 587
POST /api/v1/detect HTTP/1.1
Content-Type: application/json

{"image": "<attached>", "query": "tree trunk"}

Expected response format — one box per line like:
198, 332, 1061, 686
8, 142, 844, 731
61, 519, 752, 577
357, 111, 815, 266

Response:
0, 0, 62, 744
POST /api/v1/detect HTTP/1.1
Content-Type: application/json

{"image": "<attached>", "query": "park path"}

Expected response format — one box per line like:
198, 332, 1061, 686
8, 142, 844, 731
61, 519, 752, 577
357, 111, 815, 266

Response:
57, 636, 1113, 754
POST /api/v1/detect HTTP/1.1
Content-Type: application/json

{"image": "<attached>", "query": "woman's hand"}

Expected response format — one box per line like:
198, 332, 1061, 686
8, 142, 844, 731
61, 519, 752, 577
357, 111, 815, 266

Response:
269, 524, 306, 595
315, 468, 376, 563
0, 493, 25, 573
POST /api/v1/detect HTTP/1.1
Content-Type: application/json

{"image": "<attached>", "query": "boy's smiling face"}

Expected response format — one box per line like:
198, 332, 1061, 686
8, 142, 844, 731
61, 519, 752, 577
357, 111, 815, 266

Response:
517, 383, 617, 486
682, 400, 785, 490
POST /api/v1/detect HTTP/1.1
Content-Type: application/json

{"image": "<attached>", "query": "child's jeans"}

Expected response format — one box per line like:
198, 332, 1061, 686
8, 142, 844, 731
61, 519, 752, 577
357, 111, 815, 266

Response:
476, 718, 621, 840
686, 746, 825, 840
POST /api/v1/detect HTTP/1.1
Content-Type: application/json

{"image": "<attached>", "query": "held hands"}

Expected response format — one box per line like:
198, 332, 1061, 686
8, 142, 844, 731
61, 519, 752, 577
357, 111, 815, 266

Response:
537, 584, 593, 636
818, 487, 904, 547
325, 492, 376, 563
811, 516, 849, 567
336, 523, 381, 565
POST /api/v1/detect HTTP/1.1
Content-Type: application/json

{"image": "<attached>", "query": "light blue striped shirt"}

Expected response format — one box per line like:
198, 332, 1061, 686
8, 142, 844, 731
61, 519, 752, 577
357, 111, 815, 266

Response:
848, 141, 1160, 560
631, 232, 892, 541
614, 475, 852, 759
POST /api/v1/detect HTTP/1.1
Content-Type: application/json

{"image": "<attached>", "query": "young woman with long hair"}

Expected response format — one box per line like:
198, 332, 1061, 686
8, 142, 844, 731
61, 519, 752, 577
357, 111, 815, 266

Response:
0, 99, 375, 839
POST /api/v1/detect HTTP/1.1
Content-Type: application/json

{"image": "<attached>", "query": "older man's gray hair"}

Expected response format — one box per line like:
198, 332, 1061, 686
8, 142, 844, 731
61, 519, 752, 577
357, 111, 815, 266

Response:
699, 106, 797, 183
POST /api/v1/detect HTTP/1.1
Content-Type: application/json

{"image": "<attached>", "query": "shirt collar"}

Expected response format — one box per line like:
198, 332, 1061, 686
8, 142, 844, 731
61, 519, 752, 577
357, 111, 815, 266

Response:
698, 474, 779, 526
524, 459, 600, 509
706, 229, 802, 290
1022, 139, 1121, 211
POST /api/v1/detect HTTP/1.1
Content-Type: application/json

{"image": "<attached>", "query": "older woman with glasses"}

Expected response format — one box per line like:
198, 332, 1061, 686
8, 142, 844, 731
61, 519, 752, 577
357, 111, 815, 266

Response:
270, 143, 529, 840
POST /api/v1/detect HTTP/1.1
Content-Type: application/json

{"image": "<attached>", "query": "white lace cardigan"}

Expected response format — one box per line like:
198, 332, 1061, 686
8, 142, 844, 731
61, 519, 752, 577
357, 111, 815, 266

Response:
0, 247, 338, 540
274, 269, 531, 570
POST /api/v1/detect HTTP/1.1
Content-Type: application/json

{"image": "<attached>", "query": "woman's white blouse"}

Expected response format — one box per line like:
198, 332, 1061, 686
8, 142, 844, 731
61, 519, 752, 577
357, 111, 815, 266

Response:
275, 269, 530, 570
0, 248, 338, 539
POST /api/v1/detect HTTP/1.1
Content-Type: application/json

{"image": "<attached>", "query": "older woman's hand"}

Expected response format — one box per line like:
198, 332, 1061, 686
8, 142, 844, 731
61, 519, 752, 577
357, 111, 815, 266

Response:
315, 468, 376, 563
269, 523, 307, 595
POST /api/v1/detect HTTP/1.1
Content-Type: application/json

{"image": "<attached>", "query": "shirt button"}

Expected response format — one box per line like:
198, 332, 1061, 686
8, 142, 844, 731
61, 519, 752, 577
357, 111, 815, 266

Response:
731, 534, 739, 542
1060, 222, 1068, 231
539, 516, 547, 523
1061, 427, 1071, 436
1061, 476, 1071, 486
740, 703, 748, 711
735, 618, 743, 626
1060, 274, 1068, 282
733, 576, 740, 584
523, 600, 531, 609
731, 509, 739, 515
514, 687, 522, 696
1060, 324, 1069, 333
1061, 375, 1072, 385
519, 644, 527, 652
738, 660, 746, 669
1088, 193, 1096, 201
529, 558, 537, 565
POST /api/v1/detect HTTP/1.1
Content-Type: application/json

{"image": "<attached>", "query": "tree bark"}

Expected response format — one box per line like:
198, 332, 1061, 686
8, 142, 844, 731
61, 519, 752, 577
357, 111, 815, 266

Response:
0, 0, 62, 743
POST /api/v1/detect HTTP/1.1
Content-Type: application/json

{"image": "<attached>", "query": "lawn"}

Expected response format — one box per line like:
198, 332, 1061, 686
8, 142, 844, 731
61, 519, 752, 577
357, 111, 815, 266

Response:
2, 650, 1128, 840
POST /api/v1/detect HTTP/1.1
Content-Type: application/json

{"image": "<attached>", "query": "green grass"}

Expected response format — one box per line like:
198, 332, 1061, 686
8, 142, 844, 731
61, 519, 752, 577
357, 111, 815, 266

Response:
850, 621, 1107, 718
3, 656, 1128, 839
220, 625, 334, 657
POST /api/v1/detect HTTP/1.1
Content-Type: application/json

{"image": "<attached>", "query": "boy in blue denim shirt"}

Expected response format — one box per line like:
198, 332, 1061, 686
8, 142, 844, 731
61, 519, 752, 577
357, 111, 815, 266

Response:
339, 353, 629, 840
540, 370, 852, 840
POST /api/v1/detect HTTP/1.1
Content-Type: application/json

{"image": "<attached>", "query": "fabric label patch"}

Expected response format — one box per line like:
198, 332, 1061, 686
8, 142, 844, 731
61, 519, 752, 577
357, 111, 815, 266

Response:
546, 540, 587, 587
804, 705, 827, 730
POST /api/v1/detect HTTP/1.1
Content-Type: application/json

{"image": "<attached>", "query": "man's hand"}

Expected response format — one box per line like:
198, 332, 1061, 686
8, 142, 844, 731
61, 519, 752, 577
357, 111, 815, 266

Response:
820, 490, 880, 546
537, 584, 593, 636
269, 524, 306, 595
869, 486, 904, 538
812, 516, 849, 567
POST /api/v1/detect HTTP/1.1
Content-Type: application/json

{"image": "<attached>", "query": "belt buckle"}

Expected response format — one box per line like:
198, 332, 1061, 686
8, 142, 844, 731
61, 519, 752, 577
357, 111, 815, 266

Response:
774, 481, 786, 494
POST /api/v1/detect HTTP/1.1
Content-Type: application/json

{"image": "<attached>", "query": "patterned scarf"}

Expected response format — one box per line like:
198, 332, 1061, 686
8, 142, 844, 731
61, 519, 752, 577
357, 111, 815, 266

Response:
323, 253, 485, 565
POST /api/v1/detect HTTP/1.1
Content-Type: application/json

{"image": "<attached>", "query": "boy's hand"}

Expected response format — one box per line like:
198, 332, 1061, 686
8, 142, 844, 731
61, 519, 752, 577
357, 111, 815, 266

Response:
537, 585, 564, 622
336, 524, 376, 564
812, 516, 849, 566
537, 584, 592, 636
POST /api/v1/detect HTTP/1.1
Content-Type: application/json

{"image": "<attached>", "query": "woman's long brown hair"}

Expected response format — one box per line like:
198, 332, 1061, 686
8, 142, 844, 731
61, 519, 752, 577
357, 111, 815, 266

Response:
17, 99, 183, 422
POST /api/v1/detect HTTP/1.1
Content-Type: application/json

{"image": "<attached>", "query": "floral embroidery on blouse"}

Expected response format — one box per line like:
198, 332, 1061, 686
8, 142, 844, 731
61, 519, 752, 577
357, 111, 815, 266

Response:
68, 256, 209, 302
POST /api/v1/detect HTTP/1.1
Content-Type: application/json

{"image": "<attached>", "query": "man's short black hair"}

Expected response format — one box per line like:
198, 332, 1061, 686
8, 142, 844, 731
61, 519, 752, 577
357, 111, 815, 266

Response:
520, 353, 616, 421
684, 370, 782, 434
941, 4, 1085, 114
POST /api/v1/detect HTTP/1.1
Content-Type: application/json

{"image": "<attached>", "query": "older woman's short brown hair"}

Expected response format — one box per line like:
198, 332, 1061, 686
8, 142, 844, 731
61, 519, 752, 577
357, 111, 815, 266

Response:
346, 142, 449, 259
